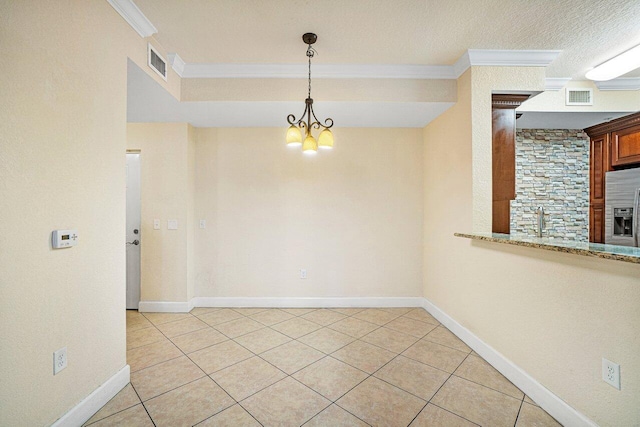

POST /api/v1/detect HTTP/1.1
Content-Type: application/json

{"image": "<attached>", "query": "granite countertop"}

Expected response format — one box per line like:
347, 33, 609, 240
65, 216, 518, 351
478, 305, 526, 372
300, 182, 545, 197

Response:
455, 232, 640, 264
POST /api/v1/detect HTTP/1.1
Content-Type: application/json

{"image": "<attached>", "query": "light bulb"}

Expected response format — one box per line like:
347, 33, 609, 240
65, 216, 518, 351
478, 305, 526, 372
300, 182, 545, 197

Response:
318, 128, 334, 149
286, 125, 302, 146
302, 134, 318, 154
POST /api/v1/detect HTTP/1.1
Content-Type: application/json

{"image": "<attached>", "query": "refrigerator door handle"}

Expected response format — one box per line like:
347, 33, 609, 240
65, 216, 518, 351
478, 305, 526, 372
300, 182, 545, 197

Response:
634, 188, 640, 247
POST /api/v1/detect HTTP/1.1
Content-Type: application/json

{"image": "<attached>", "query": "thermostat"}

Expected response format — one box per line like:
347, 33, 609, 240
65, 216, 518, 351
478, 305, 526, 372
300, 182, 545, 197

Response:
52, 229, 78, 249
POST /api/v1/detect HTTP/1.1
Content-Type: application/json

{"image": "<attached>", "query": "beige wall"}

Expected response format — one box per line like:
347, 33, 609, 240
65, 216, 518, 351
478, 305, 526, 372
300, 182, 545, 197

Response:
127, 123, 196, 302
194, 127, 424, 298
0, 2, 179, 425
424, 69, 640, 426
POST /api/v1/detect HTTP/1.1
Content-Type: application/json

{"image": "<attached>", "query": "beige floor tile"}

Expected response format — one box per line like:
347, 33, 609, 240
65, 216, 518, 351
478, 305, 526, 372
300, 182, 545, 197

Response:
304, 404, 369, 427
297, 327, 355, 354
127, 310, 143, 319
261, 340, 325, 374
170, 328, 228, 354
403, 339, 468, 373
189, 307, 220, 316
196, 404, 260, 426
280, 308, 317, 315
249, 309, 295, 326
403, 309, 440, 326
374, 355, 450, 400
142, 312, 193, 325
144, 377, 234, 427
516, 402, 562, 427
424, 326, 471, 353
353, 308, 401, 325
524, 395, 538, 406
328, 317, 379, 338
233, 327, 291, 354
126, 327, 167, 350
198, 308, 244, 326
385, 317, 438, 338
126, 315, 152, 332
293, 357, 368, 400
127, 340, 183, 372
409, 404, 478, 427
85, 384, 140, 425
155, 317, 209, 338
454, 354, 523, 399
270, 317, 322, 339
241, 377, 330, 427
189, 340, 253, 374
331, 340, 395, 374
431, 376, 521, 427
214, 317, 264, 338
130, 356, 205, 401
88, 404, 153, 427
301, 309, 348, 326
231, 307, 270, 316
329, 308, 366, 315
336, 377, 425, 427
378, 307, 414, 315
210, 356, 287, 401
361, 326, 419, 353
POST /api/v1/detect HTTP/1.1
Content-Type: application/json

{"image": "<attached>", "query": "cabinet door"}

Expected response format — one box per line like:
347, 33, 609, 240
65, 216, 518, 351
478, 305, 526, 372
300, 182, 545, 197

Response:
590, 204, 604, 243
611, 125, 640, 167
589, 134, 608, 243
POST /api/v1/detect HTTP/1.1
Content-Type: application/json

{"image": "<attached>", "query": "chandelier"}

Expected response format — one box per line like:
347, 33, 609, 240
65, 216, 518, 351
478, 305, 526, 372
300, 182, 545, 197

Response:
286, 33, 334, 154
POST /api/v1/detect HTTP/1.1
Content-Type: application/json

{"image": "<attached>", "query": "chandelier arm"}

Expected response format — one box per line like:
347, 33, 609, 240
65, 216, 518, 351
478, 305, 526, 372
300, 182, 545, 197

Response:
309, 105, 333, 130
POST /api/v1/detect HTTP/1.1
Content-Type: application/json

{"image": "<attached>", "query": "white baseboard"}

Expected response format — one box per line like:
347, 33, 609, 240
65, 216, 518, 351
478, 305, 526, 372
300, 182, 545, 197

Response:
138, 300, 194, 313
421, 298, 597, 427
192, 296, 424, 308
51, 365, 130, 427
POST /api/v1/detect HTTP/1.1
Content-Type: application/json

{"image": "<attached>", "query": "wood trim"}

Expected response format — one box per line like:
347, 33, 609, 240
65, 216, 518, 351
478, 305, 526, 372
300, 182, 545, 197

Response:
584, 111, 640, 138
491, 94, 531, 109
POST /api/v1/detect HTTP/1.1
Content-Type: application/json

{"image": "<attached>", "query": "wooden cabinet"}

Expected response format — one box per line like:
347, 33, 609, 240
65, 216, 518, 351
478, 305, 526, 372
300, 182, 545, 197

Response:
611, 124, 640, 167
585, 112, 640, 243
491, 94, 529, 234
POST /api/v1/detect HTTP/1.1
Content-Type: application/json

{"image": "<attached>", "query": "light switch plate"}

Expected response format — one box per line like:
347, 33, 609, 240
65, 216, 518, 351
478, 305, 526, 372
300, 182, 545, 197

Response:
199, 219, 206, 229
153, 219, 160, 230
168, 219, 178, 230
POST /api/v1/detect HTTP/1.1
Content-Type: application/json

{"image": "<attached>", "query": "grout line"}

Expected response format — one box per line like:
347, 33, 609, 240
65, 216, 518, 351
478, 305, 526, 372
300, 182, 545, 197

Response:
449, 373, 525, 402
429, 403, 482, 426
513, 393, 526, 427
129, 383, 157, 427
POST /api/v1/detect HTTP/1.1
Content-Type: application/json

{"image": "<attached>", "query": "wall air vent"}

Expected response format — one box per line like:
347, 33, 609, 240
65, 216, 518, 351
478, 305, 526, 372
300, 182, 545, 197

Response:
566, 88, 592, 106
147, 43, 167, 81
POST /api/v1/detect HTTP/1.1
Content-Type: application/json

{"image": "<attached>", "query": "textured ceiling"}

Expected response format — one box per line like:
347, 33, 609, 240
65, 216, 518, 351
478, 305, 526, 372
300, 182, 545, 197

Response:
135, 0, 640, 79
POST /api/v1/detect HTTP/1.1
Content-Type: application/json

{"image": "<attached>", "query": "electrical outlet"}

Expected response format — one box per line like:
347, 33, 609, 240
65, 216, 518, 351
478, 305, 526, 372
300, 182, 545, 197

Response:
53, 347, 67, 375
167, 219, 178, 230
602, 358, 621, 390
300, 269, 307, 279
153, 219, 160, 230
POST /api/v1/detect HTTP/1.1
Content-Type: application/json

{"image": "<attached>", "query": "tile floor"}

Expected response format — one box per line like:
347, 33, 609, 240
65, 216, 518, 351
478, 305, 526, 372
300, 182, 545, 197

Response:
86, 307, 562, 427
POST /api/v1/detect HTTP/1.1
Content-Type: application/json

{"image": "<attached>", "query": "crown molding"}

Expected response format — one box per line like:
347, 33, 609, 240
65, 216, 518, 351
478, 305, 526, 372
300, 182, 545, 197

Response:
594, 78, 640, 91
181, 63, 457, 79
107, 0, 157, 38
545, 77, 571, 91
167, 53, 185, 77
466, 49, 562, 67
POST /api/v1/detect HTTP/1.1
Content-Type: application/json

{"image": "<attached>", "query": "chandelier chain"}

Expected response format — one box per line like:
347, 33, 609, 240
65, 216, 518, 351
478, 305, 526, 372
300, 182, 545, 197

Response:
306, 45, 315, 99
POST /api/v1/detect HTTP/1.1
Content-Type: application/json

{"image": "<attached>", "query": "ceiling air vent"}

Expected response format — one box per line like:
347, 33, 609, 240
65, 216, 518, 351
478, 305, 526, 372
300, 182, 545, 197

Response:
147, 43, 167, 81
566, 88, 592, 106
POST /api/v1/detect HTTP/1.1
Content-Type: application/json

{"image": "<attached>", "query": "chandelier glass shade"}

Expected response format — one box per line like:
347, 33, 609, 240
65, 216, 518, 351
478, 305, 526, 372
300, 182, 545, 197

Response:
286, 33, 334, 154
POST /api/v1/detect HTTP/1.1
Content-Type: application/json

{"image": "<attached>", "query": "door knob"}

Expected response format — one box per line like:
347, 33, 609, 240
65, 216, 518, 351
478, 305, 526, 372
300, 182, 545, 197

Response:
127, 240, 140, 246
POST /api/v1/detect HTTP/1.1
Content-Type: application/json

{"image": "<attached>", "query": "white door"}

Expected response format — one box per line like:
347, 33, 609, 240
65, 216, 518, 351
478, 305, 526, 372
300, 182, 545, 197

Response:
126, 153, 141, 309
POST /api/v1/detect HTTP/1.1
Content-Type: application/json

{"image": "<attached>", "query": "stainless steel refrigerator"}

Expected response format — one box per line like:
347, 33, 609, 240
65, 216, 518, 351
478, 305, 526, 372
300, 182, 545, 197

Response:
605, 168, 640, 247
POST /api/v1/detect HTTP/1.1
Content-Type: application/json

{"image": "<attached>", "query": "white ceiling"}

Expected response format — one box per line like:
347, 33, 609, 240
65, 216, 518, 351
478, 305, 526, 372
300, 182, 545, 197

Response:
134, 0, 640, 80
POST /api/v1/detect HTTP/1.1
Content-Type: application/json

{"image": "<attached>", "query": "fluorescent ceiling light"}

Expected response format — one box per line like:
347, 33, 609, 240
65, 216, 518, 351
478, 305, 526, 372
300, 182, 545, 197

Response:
585, 44, 640, 81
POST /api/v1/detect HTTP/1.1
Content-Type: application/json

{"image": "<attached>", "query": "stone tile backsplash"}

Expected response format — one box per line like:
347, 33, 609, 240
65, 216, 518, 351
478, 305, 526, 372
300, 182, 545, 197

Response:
511, 129, 589, 241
